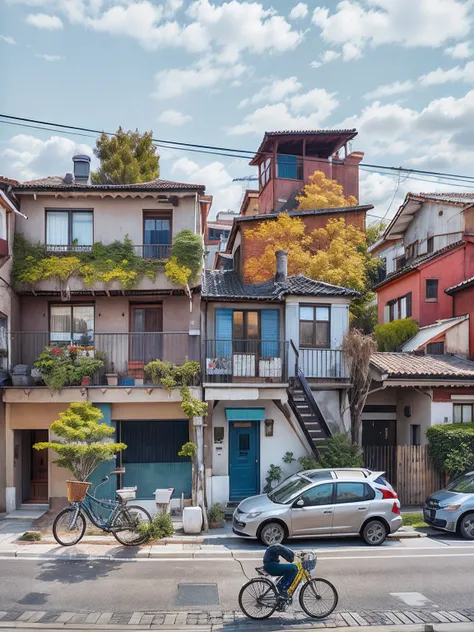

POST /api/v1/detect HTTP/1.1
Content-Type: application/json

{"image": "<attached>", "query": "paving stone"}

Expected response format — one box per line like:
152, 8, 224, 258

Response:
55, 612, 76, 623
68, 614, 87, 624
84, 612, 102, 624
96, 612, 113, 624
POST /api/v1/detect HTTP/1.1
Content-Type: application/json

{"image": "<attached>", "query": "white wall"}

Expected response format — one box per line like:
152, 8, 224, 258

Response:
445, 319, 469, 356
396, 388, 432, 445
311, 389, 343, 435
404, 201, 464, 255
431, 401, 454, 426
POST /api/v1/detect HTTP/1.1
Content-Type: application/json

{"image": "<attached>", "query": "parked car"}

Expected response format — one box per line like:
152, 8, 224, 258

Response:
424, 471, 474, 539
233, 468, 401, 546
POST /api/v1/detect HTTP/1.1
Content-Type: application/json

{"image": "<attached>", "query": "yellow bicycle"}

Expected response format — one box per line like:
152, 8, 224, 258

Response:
238, 551, 338, 620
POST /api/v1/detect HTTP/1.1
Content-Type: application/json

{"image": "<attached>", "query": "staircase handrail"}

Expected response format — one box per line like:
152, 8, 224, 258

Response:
297, 369, 333, 439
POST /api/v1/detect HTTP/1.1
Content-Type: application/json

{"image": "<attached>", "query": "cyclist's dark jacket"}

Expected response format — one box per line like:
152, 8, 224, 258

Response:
263, 544, 295, 565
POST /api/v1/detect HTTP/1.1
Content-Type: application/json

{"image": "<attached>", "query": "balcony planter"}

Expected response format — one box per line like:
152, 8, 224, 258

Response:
81, 376, 91, 387
128, 361, 144, 379
182, 506, 202, 534
106, 374, 118, 386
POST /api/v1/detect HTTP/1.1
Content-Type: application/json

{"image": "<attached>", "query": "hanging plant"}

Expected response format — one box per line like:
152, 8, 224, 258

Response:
164, 230, 204, 305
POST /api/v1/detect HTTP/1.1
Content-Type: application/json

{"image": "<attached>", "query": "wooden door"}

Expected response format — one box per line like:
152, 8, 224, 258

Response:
29, 430, 48, 502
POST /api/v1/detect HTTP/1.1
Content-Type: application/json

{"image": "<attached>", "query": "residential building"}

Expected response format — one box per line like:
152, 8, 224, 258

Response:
446, 276, 474, 361
202, 250, 359, 505
204, 210, 236, 269
249, 130, 364, 215
1, 155, 208, 515
400, 315, 469, 357
373, 193, 474, 326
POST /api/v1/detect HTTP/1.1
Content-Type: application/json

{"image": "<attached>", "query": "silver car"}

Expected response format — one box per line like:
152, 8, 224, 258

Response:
424, 471, 474, 539
233, 468, 402, 546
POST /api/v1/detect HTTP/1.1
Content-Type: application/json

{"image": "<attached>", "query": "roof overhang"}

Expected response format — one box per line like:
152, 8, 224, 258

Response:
0, 190, 27, 219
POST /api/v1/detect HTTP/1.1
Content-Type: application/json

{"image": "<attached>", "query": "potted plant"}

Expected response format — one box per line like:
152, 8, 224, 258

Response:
34, 346, 104, 390
106, 362, 119, 387
179, 441, 203, 534
81, 376, 91, 387
33, 401, 126, 501
208, 503, 225, 529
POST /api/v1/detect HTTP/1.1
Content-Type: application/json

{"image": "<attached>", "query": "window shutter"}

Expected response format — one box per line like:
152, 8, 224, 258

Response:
215, 308, 233, 357
406, 292, 412, 318
261, 309, 280, 357
400, 297, 407, 319
383, 305, 390, 323
277, 154, 297, 179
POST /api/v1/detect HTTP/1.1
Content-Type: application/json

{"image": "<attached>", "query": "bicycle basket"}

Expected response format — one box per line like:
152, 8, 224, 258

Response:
66, 480, 91, 502
301, 552, 317, 572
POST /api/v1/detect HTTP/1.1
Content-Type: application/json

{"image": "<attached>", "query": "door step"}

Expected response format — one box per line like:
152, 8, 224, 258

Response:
5, 504, 49, 520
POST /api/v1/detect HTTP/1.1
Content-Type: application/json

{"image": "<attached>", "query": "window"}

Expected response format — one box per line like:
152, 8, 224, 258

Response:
405, 241, 418, 261
268, 475, 311, 504
50, 305, 94, 345
299, 305, 330, 348
143, 212, 172, 259
445, 473, 474, 493
410, 424, 421, 446
259, 158, 272, 190
426, 279, 439, 301
377, 258, 387, 283
335, 482, 375, 503
395, 255, 406, 271
386, 292, 412, 323
427, 341, 444, 355
276, 154, 303, 180
427, 236, 434, 253
297, 483, 333, 507
208, 227, 230, 241
46, 210, 93, 250
454, 403, 473, 423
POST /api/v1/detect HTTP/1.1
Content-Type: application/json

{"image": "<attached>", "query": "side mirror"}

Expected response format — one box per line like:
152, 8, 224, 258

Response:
294, 498, 305, 508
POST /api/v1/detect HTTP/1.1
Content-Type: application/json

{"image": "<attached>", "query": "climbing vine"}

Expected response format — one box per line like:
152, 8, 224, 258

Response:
144, 359, 207, 418
164, 230, 204, 298
12, 234, 165, 291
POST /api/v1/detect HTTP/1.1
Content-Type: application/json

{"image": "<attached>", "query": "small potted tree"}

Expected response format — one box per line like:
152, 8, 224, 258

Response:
106, 362, 119, 387
208, 503, 226, 529
33, 401, 126, 501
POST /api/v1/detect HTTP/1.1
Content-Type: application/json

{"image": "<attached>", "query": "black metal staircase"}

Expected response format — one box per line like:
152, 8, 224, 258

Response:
288, 341, 333, 457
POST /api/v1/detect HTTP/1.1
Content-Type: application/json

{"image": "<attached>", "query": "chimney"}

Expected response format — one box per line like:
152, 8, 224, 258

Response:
275, 250, 288, 283
72, 154, 91, 184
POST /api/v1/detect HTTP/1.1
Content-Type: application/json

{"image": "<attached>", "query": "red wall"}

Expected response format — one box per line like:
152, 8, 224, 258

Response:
376, 245, 474, 327
453, 285, 474, 360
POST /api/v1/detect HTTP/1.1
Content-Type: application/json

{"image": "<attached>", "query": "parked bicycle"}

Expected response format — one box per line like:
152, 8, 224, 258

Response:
53, 469, 152, 547
238, 551, 338, 620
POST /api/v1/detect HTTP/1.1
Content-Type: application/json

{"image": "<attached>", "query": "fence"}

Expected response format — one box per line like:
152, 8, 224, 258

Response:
364, 444, 446, 506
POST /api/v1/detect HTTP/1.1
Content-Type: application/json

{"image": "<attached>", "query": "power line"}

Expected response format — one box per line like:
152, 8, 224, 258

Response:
3, 113, 474, 187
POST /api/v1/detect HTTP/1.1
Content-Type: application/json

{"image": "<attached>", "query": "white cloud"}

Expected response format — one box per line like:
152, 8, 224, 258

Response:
312, 0, 470, 60
228, 88, 339, 136
0, 134, 95, 181
445, 41, 473, 59
26, 13, 63, 29
239, 76, 302, 108
0, 34, 16, 44
35, 53, 64, 61
420, 61, 474, 86
311, 49, 341, 68
165, 0, 183, 17
152, 61, 245, 99
289, 3, 308, 20
157, 109, 192, 126
364, 79, 413, 100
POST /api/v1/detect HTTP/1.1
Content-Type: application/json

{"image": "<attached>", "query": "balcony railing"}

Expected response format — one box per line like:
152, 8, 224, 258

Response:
46, 244, 93, 253
299, 348, 347, 379
204, 339, 288, 384
133, 244, 172, 260
8, 332, 199, 386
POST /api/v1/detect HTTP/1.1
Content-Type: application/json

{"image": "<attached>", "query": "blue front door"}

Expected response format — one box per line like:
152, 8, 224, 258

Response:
229, 421, 259, 501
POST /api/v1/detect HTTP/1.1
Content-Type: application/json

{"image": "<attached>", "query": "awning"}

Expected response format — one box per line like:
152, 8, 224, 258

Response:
225, 408, 265, 422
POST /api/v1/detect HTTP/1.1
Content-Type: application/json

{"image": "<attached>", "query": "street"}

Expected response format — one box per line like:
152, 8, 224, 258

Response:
0, 534, 473, 621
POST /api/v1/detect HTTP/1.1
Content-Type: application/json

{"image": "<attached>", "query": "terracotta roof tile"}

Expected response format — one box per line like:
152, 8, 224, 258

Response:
14, 176, 205, 192
445, 275, 474, 295
371, 352, 474, 379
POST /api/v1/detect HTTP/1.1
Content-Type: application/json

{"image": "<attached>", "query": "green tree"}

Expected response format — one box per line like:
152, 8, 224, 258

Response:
33, 402, 126, 481
91, 127, 159, 184
374, 318, 419, 352
366, 221, 386, 246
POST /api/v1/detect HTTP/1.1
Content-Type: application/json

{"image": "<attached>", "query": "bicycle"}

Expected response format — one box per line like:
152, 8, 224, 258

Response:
52, 469, 152, 547
238, 551, 338, 620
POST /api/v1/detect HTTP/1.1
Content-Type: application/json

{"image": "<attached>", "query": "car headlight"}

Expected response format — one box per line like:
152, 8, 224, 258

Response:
245, 511, 262, 519
444, 504, 462, 511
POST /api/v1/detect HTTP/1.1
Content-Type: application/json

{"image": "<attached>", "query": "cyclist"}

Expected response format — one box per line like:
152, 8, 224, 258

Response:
263, 544, 298, 600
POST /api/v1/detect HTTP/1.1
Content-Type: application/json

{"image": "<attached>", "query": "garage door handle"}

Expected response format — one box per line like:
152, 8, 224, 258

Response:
323, 510, 333, 514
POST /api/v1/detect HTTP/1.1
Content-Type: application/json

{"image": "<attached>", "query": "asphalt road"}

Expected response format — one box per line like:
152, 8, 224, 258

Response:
0, 534, 473, 615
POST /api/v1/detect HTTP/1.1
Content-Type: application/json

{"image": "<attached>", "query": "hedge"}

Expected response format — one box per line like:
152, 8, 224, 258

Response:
426, 423, 474, 475
374, 318, 419, 352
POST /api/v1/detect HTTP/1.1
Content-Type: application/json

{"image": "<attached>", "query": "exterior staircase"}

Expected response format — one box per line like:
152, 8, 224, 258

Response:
288, 370, 332, 457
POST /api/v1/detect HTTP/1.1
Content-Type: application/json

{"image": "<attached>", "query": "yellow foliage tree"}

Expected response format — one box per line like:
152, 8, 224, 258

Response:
244, 215, 369, 292
296, 170, 358, 210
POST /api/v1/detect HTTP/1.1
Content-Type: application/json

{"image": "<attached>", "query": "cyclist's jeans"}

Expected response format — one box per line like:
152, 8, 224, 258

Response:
264, 562, 298, 593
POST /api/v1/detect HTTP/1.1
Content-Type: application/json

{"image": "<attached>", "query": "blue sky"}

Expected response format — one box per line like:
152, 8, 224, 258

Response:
2, 0, 474, 220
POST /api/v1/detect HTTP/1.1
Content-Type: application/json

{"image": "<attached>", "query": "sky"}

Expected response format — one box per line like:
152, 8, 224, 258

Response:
2, 0, 474, 221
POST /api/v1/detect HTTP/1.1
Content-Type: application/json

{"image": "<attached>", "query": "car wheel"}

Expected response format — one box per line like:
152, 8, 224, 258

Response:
361, 519, 387, 546
459, 512, 474, 540
259, 522, 286, 546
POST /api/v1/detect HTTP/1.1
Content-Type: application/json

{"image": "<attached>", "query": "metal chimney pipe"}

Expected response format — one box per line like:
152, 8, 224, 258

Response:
275, 250, 288, 283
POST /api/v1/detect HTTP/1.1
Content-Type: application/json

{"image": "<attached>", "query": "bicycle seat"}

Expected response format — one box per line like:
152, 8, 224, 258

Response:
255, 566, 270, 577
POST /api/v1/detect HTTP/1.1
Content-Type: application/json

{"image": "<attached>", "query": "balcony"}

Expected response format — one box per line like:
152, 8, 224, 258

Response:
204, 339, 288, 384
295, 348, 347, 380
8, 331, 199, 387
45, 243, 172, 260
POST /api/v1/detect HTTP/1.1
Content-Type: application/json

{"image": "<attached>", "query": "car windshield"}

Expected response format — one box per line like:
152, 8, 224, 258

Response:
268, 475, 311, 504
445, 473, 474, 493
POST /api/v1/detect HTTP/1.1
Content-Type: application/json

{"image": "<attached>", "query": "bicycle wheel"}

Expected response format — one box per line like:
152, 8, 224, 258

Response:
112, 505, 152, 546
53, 507, 87, 546
299, 578, 338, 619
238, 579, 279, 620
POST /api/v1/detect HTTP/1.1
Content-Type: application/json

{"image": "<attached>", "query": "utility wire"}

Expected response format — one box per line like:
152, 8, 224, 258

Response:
3, 113, 474, 186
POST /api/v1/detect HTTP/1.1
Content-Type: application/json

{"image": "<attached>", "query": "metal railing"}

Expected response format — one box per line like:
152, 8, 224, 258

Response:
133, 244, 172, 260
46, 244, 93, 253
299, 348, 347, 379
8, 332, 199, 386
204, 339, 288, 384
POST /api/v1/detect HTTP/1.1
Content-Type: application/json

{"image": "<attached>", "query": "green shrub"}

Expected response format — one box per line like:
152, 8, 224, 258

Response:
208, 503, 225, 524
374, 318, 419, 351
298, 434, 363, 471
426, 423, 474, 475
263, 464, 283, 493
18, 531, 42, 541
139, 512, 174, 541
298, 455, 319, 471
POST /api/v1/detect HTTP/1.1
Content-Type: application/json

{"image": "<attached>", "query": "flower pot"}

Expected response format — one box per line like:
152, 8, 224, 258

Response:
183, 506, 203, 534
209, 520, 225, 529
81, 376, 91, 386
106, 374, 118, 386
